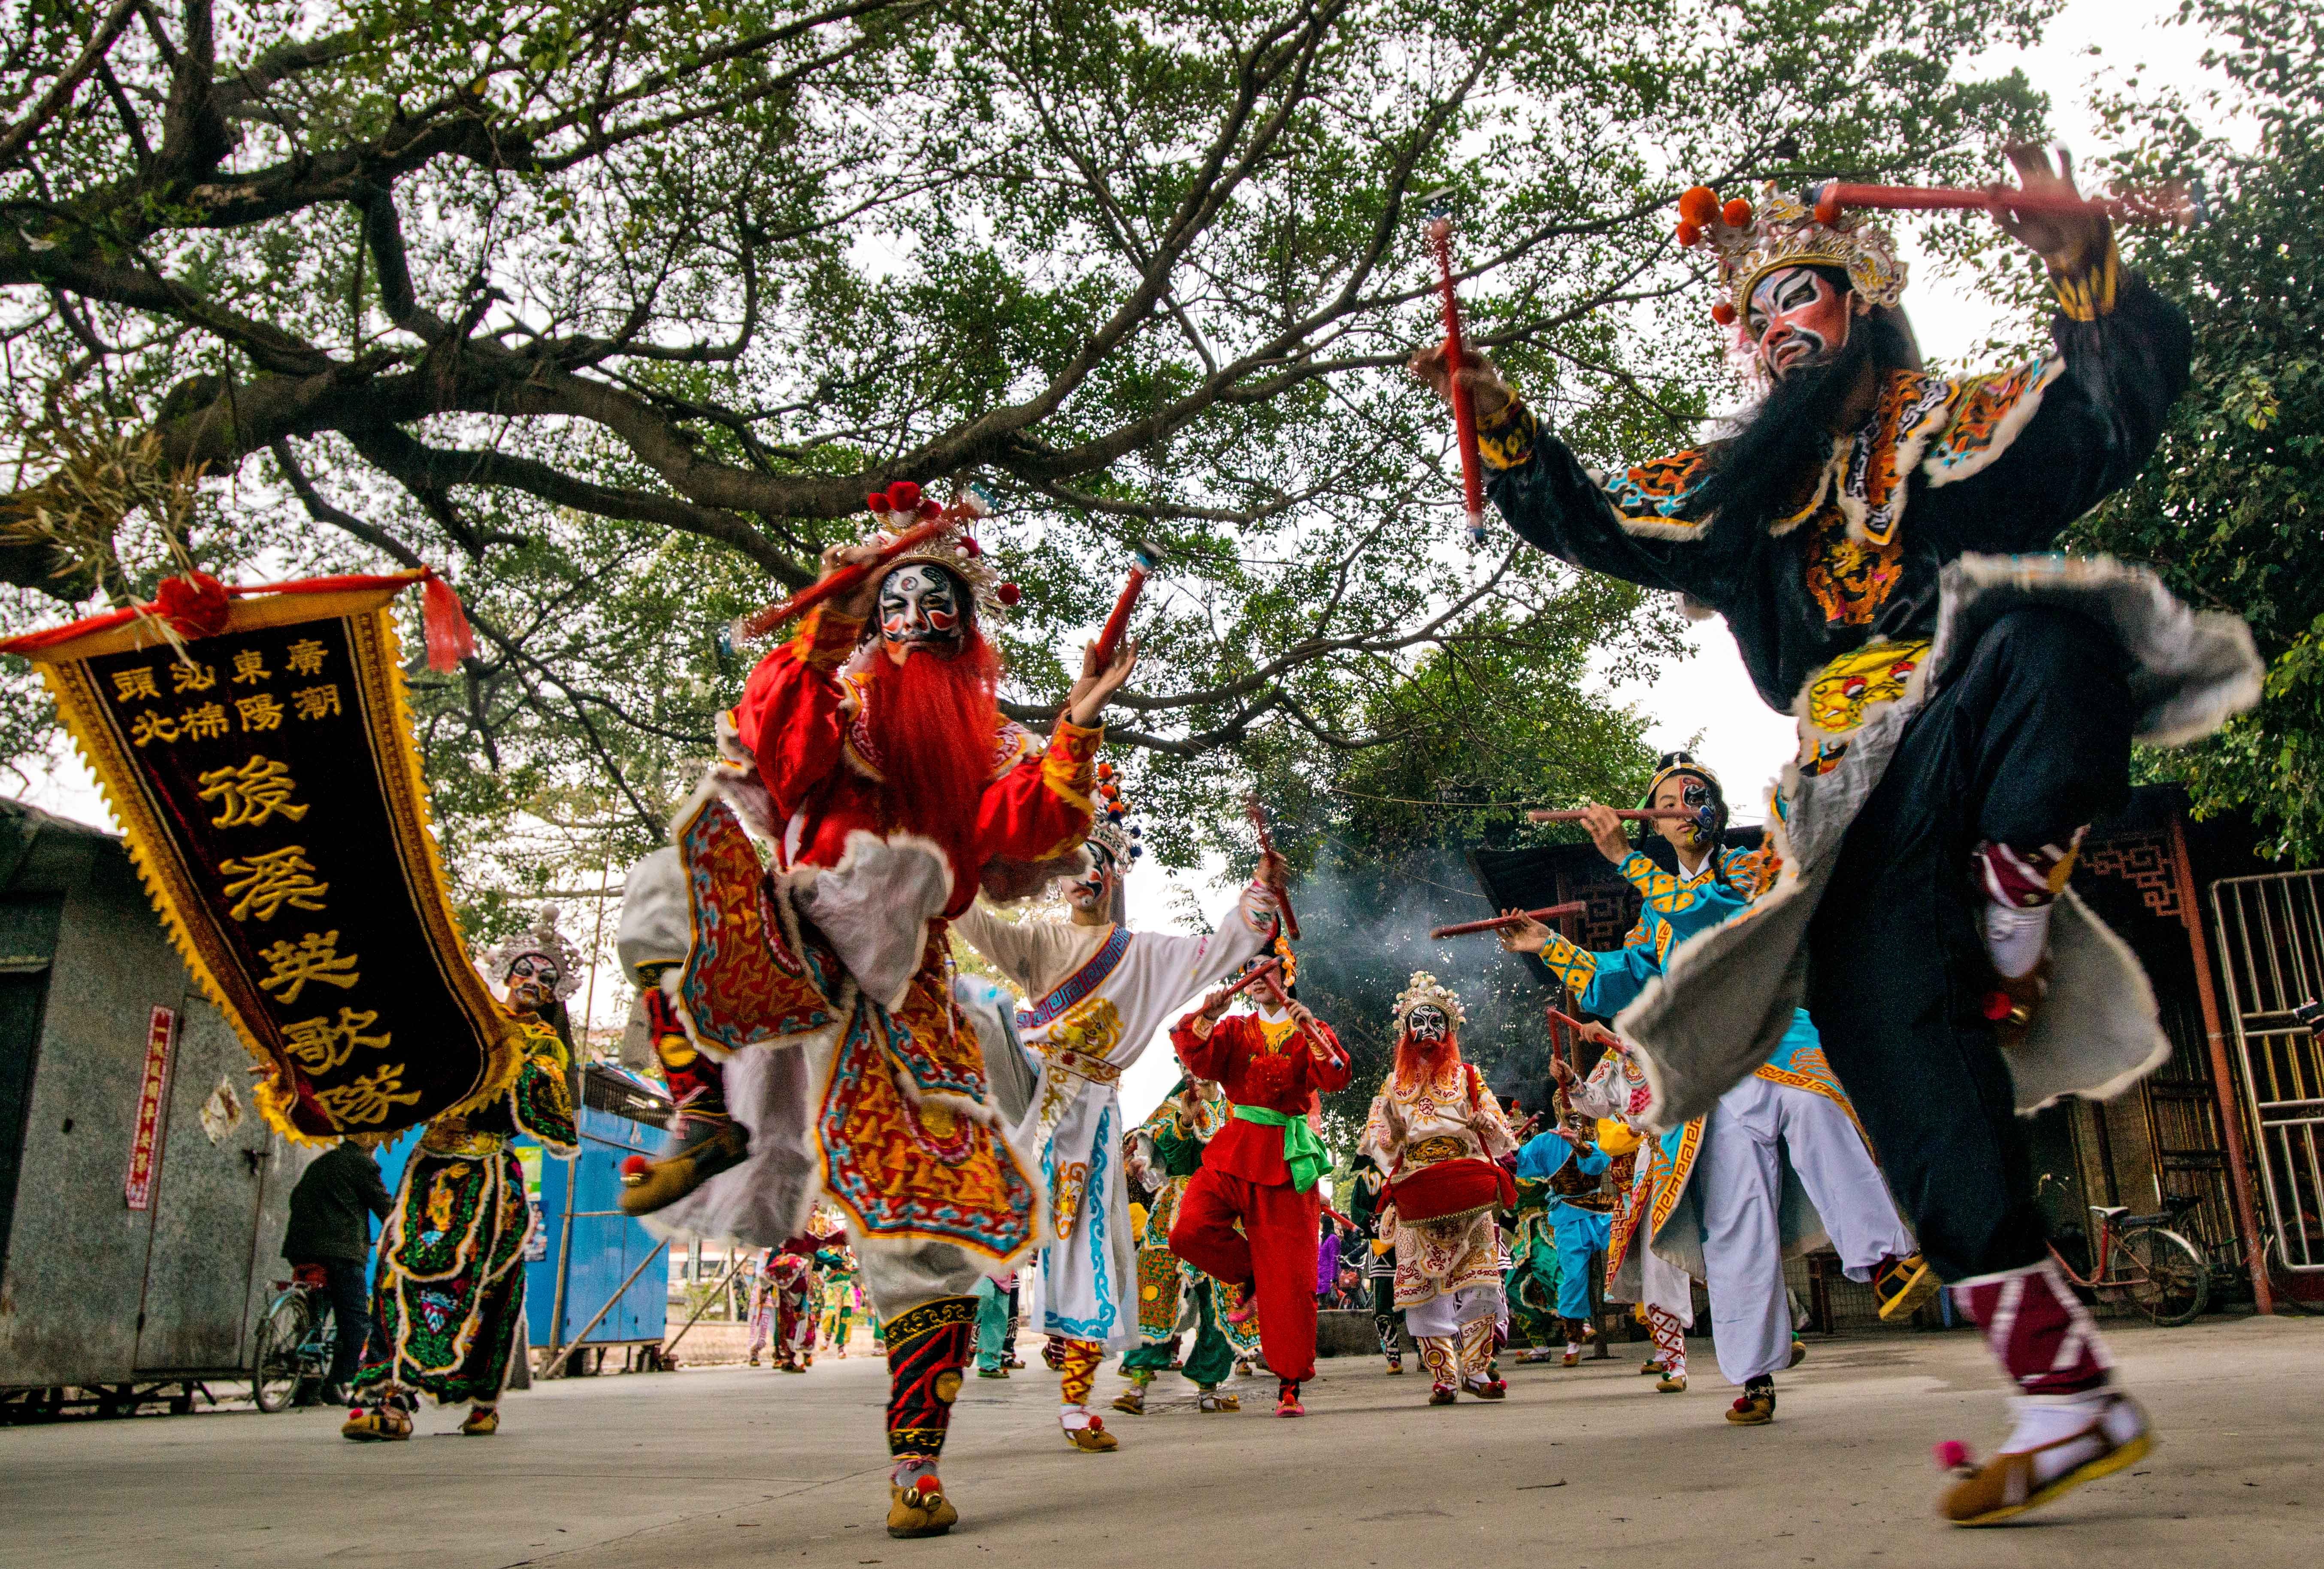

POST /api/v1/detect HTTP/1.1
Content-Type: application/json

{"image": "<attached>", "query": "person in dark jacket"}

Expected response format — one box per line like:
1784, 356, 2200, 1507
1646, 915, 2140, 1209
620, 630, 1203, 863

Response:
282, 1138, 393, 1404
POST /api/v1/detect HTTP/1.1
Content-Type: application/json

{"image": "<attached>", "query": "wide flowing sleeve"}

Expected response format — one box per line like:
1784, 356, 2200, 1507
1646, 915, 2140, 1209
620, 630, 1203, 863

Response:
1134, 878, 1280, 1000
1360, 1090, 1400, 1167
732, 603, 862, 826
976, 718, 1103, 868
1171, 1010, 1241, 1085
949, 901, 1047, 993
1920, 234, 2191, 554
1478, 399, 1731, 603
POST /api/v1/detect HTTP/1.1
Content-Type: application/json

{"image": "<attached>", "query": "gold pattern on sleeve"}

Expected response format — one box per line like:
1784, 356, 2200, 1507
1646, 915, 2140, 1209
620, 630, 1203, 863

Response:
2051, 227, 2121, 322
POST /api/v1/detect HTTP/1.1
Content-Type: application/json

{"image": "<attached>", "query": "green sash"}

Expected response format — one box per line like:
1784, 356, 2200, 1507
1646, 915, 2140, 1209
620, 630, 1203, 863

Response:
1232, 1104, 1327, 1193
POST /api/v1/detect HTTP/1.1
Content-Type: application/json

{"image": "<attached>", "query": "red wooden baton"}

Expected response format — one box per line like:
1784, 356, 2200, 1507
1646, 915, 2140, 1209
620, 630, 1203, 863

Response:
1429, 899, 1588, 940
1425, 206, 1488, 543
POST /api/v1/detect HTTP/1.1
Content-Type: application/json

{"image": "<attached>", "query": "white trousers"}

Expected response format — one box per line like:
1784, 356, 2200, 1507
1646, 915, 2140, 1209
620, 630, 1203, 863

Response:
1696, 1073, 1915, 1384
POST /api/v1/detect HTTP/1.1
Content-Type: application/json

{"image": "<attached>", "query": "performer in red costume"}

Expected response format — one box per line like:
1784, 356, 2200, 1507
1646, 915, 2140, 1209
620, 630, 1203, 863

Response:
614, 487, 1136, 1540
1168, 960, 1351, 1417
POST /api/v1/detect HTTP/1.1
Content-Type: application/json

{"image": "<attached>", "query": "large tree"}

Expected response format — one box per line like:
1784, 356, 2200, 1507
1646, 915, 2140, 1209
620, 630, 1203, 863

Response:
0, 0, 2054, 917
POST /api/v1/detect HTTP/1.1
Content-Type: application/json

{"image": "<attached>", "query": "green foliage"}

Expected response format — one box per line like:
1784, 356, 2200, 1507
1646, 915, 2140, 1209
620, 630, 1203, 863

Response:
0, 0, 2054, 915
2046, 1, 2324, 860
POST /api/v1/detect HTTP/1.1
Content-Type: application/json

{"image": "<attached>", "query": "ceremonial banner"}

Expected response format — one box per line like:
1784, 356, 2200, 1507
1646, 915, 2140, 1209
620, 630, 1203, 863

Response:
3, 573, 517, 1142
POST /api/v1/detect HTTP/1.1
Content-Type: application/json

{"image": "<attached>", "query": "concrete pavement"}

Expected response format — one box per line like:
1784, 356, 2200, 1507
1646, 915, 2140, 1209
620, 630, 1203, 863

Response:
4, 1316, 2318, 1568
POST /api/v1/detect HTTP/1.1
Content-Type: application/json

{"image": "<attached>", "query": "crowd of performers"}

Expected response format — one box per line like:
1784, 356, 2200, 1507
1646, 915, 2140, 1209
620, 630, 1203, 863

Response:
319, 142, 2258, 1540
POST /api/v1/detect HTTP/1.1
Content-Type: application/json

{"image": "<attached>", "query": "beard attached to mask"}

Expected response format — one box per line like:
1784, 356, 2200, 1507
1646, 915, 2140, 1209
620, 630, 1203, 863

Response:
1393, 1028, 1459, 1088
1679, 296, 1920, 557
864, 629, 1005, 875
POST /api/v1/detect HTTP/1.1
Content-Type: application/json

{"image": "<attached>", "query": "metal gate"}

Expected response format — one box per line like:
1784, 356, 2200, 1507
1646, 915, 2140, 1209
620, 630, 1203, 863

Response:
2210, 869, 2324, 1275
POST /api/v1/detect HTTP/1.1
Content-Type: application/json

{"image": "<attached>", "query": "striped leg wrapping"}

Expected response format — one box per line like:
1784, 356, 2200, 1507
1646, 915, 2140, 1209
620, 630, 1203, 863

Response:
885, 1296, 977, 1460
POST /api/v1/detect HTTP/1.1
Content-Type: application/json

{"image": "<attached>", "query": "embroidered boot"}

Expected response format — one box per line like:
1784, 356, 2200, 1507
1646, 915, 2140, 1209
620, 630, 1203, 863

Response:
1418, 1335, 1459, 1403
1872, 1251, 1942, 1321
1725, 1375, 1776, 1426
1459, 1318, 1506, 1399
1941, 1260, 2148, 1525
884, 1297, 974, 1530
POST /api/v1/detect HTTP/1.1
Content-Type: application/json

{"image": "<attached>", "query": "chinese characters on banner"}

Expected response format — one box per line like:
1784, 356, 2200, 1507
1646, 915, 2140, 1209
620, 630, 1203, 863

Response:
124, 1005, 176, 1209
5, 579, 521, 1143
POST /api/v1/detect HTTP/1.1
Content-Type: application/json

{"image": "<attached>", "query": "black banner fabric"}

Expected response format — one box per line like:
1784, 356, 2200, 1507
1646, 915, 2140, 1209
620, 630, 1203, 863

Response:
27, 587, 517, 1140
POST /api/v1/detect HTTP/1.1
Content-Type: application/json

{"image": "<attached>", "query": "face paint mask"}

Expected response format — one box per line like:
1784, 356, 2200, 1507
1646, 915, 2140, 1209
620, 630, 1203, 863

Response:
506, 952, 559, 1007
1067, 842, 1118, 910
1746, 266, 1852, 381
1405, 1004, 1449, 1043
877, 565, 965, 652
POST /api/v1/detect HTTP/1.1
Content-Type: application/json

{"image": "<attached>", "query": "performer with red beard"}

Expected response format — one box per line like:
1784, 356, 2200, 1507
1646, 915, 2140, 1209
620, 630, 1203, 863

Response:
1359, 973, 1519, 1404
1167, 955, 1350, 1417
613, 486, 1135, 1540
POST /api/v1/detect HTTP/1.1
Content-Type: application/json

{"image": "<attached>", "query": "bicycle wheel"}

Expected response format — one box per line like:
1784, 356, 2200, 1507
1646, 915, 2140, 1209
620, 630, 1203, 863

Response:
251, 1292, 313, 1412
2107, 1227, 2209, 1326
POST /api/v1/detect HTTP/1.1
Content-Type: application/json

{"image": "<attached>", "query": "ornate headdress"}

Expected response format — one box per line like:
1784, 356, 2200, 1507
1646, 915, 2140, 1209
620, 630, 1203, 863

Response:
1088, 762, 1144, 869
482, 903, 585, 1000
857, 481, 1020, 632
1392, 970, 1465, 1032
1674, 180, 1906, 327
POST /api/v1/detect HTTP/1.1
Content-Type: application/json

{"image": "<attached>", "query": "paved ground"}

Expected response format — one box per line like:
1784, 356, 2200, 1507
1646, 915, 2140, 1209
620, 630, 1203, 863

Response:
5, 1316, 2319, 1569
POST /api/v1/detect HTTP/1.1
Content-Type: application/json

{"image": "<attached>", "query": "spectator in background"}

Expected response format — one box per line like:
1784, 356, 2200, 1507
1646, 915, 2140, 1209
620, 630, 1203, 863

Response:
281, 1136, 392, 1405
1316, 1214, 1342, 1307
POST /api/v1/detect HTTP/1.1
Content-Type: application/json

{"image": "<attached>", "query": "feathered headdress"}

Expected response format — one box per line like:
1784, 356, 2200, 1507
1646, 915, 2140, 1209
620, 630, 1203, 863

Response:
1674, 180, 1906, 327
1392, 970, 1465, 1031
855, 481, 1020, 633
482, 904, 585, 1000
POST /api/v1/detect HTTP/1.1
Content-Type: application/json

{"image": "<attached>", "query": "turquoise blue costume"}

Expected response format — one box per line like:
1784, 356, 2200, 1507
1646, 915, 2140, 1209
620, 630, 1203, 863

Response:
1539, 840, 1873, 1291
1515, 1133, 1614, 1321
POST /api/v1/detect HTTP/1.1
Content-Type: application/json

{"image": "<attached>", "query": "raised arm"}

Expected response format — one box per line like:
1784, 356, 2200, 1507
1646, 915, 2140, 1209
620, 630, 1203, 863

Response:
1926, 231, 2191, 555
975, 719, 1104, 875
732, 603, 859, 826
1170, 1006, 1243, 1086
1135, 878, 1281, 1000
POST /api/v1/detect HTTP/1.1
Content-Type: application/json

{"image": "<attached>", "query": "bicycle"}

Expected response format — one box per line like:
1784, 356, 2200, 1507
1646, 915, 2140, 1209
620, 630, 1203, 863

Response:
250, 1272, 339, 1412
2044, 1190, 2209, 1327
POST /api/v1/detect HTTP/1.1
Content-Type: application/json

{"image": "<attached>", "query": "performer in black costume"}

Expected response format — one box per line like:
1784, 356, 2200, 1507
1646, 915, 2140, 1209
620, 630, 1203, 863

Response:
1414, 147, 2259, 1524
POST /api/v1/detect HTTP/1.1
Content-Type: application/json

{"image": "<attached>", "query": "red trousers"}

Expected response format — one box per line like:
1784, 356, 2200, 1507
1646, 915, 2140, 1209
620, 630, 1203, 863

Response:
1169, 1167, 1321, 1384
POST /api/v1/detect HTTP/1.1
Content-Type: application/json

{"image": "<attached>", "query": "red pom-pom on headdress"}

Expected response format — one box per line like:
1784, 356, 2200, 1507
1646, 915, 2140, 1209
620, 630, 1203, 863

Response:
1722, 197, 1753, 227
1710, 301, 1738, 326
1677, 185, 1722, 227
887, 480, 923, 513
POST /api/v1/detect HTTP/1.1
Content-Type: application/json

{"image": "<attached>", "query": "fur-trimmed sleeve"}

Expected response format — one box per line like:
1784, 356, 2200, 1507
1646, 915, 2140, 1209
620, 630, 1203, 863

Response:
1479, 399, 1730, 601
1920, 234, 2191, 554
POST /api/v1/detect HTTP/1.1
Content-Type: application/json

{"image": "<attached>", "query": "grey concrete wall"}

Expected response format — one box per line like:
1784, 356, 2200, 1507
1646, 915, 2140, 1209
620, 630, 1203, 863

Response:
0, 827, 313, 1388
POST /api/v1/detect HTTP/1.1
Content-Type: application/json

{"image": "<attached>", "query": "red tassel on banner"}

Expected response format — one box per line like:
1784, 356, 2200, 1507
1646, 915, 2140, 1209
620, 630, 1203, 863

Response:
421, 570, 476, 672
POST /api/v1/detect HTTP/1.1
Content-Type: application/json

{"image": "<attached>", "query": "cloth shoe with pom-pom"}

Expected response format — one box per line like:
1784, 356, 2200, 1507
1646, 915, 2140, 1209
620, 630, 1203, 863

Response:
341, 1405, 411, 1442
1061, 1414, 1119, 1451
1276, 1380, 1305, 1417
459, 1405, 499, 1436
1938, 1390, 2152, 1526
1197, 1387, 1240, 1413
1656, 1372, 1688, 1393
887, 1474, 959, 1539
1725, 1379, 1776, 1426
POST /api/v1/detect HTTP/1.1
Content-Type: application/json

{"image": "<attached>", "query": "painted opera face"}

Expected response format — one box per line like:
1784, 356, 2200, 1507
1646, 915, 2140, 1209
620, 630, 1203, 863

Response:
1651, 774, 1714, 853
1403, 1002, 1451, 1045
1065, 838, 1121, 915
1745, 265, 1857, 381
504, 950, 560, 1012
876, 563, 966, 658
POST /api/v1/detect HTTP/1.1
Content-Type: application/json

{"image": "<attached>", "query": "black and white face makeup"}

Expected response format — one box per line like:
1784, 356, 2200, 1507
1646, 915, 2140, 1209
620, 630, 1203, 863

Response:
877, 564, 965, 654
505, 951, 560, 1010
1745, 265, 1854, 381
1066, 839, 1120, 914
1404, 1003, 1450, 1044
